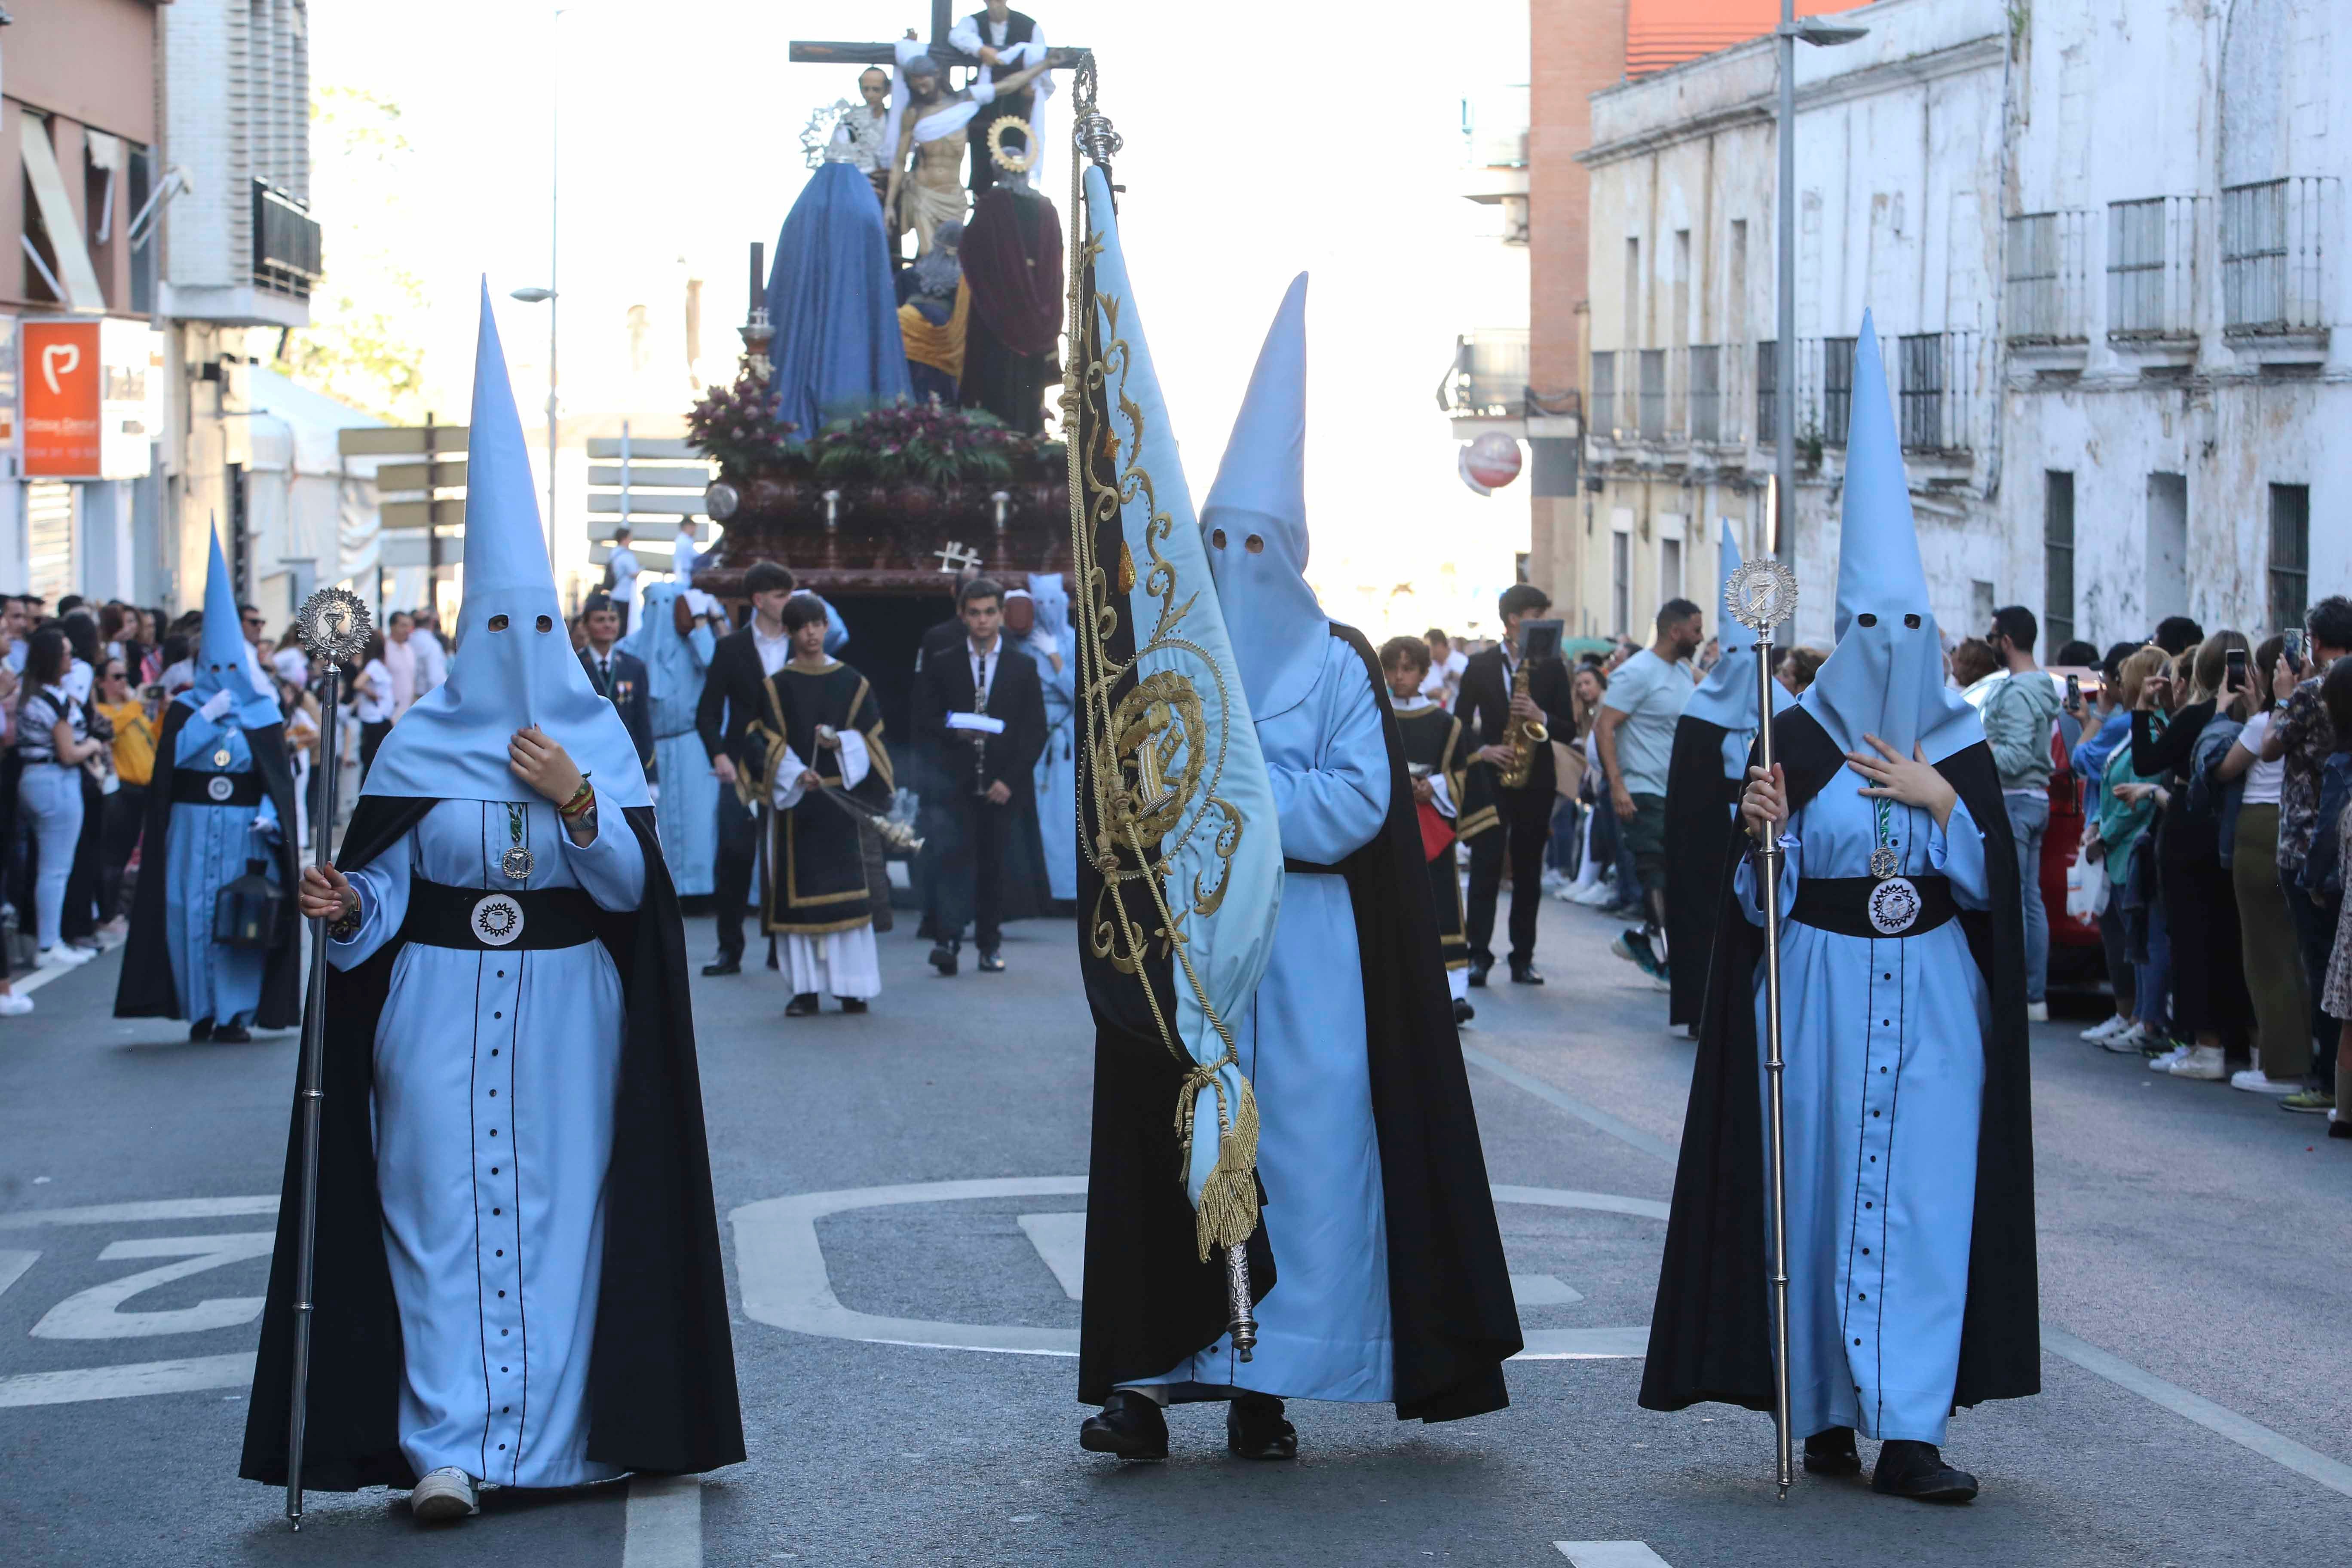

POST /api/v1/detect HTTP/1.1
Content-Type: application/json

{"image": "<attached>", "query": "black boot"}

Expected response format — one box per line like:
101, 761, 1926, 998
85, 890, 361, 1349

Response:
1803, 1425, 1861, 1476
784, 993, 820, 1017
1871, 1439, 1979, 1502
1467, 960, 1491, 989
1225, 1393, 1297, 1461
1509, 959, 1545, 985
188, 1017, 214, 1042
1078, 1389, 1169, 1462
211, 1021, 253, 1044
702, 956, 742, 977
929, 939, 960, 977
1452, 996, 1476, 1026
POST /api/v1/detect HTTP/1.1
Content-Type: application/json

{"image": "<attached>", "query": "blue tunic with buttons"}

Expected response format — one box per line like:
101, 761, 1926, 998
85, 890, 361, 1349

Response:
1133, 634, 1395, 1402
1736, 770, 1992, 1445
327, 797, 644, 1487
165, 712, 281, 1028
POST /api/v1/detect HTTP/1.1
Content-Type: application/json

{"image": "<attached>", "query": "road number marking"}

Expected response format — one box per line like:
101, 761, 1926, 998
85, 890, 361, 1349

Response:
31, 1233, 273, 1341
1556, 1545, 1672, 1567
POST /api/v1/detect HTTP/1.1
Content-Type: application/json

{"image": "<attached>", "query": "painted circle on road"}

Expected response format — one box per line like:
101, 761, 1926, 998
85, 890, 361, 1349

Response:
729, 1178, 1667, 1361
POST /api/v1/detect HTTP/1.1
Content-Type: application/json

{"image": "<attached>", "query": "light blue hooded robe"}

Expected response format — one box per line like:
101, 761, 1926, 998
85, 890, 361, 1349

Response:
621, 578, 719, 897
1683, 520, 1796, 788
325, 287, 652, 1488
1023, 573, 1077, 902
1735, 315, 1993, 1446
162, 527, 285, 1028
1131, 275, 1396, 1403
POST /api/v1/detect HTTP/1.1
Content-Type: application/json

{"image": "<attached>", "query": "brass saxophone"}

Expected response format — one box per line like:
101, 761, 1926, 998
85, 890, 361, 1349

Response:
1497, 656, 1550, 790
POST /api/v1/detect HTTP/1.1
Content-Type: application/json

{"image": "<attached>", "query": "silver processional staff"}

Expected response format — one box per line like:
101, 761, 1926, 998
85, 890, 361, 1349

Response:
1725, 554, 1798, 1499
283, 586, 374, 1531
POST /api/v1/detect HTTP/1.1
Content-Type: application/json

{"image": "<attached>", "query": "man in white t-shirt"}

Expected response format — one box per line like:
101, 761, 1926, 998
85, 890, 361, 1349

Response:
606, 526, 642, 634
1596, 597, 1703, 983
673, 522, 702, 587
1418, 627, 1470, 711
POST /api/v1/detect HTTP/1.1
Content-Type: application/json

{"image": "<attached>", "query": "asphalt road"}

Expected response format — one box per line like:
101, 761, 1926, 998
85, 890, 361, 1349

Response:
2, 891, 2349, 1567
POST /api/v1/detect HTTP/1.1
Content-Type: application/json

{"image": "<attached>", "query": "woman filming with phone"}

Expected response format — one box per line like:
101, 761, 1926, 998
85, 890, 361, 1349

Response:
2213, 636, 2311, 1094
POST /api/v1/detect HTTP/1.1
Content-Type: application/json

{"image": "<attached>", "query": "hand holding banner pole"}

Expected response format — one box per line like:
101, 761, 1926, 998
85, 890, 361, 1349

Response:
1725, 553, 1798, 1498
283, 587, 373, 1531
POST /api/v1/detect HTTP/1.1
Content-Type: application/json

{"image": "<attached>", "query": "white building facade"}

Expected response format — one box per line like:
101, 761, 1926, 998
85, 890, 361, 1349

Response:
1565, 0, 2342, 652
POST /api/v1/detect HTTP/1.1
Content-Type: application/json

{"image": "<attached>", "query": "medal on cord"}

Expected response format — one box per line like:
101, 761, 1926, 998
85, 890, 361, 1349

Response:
1865, 792, 1922, 934
1868, 795, 1899, 881
502, 801, 534, 881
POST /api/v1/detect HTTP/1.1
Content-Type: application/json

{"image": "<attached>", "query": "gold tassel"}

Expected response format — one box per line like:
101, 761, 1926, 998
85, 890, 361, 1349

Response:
1178, 1070, 1261, 1262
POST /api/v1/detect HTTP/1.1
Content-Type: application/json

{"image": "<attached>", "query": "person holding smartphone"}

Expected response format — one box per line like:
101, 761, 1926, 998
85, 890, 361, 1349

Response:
2215, 636, 2309, 1094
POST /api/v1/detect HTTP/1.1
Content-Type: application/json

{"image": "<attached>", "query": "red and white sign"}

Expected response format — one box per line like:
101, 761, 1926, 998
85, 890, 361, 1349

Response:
21, 321, 101, 478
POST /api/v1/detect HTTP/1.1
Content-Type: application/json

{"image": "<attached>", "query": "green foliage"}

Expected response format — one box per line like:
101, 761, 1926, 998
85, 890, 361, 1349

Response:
278, 88, 429, 422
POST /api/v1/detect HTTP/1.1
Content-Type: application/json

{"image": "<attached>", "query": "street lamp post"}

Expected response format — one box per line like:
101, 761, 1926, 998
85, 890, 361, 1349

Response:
1774, 4, 1868, 567
511, 7, 571, 567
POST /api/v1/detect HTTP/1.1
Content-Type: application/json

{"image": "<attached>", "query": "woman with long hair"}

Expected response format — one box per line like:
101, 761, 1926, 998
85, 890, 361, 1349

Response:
2132, 630, 2254, 1080
2090, 645, 2172, 1052
56, 612, 110, 945
16, 627, 106, 966
351, 627, 393, 779
2215, 634, 2309, 1093
92, 656, 157, 928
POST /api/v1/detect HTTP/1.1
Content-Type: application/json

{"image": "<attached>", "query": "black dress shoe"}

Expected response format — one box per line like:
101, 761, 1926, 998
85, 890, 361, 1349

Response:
977, 949, 1005, 973
188, 1017, 214, 1042
840, 997, 868, 1014
212, 1023, 253, 1044
1225, 1393, 1297, 1461
1510, 961, 1545, 985
1871, 1439, 1978, 1502
1452, 996, 1476, 1026
784, 993, 820, 1017
1467, 961, 1491, 989
1803, 1425, 1861, 1476
702, 958, 742, 977
1078, 1390, 1168, 1462
929, 941, 959, 976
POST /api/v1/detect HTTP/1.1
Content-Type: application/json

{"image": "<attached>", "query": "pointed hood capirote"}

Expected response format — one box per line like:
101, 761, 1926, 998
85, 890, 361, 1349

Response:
1798, 312, 1981, 764
187, 524, 282, 729
1202, 273, 1327, 721
359, 285, 649, 809
1681, 519, 1793, 734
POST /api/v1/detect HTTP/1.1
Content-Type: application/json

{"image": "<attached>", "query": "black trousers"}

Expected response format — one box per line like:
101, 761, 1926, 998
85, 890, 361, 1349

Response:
61, 772, 103, 941
936, 793, 1010, 954
712, 786, 760, 960
358, 720, 392, 780
100, 783, 147, 922
1466, 784, 1553, 968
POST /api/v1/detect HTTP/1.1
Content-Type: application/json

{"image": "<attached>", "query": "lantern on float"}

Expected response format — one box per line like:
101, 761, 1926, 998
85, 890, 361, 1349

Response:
1458, 432, 1523, 495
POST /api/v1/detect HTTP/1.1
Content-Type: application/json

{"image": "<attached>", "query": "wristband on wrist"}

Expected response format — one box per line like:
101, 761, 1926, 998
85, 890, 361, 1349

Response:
558, 780, 595, 819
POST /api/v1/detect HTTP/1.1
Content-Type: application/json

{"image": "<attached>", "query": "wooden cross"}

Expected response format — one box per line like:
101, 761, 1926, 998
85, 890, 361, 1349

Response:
789, 0, 1087, 71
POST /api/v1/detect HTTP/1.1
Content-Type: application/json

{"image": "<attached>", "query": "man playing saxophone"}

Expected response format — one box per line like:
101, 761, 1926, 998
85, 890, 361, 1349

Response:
1458, 585, 1578, 987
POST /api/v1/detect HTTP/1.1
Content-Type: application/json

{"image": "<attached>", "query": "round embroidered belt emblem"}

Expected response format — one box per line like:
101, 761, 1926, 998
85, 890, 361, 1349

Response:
1868, 876, 1921, 936
205, 775, 236, 803
472, 894, 525, 947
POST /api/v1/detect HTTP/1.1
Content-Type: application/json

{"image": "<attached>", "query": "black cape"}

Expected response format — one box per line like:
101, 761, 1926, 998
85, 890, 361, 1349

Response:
113, 701, 304, 1028
1077, 624, 1523, 1422
238, 796, 744, 1490
1660, 712, 1741, 1031
1639, 705, 2040, 1416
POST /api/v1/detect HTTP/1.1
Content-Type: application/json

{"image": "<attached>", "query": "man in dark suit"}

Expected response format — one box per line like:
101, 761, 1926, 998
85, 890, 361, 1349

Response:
911, 569, 978, 940
578, 592, 653, 769
910, 575, 1044, 974
1456, 583, 1577, 986
693, 559, 798, 975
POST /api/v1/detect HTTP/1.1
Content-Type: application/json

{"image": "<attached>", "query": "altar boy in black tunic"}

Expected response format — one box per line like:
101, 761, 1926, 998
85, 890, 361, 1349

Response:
1381, 636, 1476, 1025
751, 594, 893, 1016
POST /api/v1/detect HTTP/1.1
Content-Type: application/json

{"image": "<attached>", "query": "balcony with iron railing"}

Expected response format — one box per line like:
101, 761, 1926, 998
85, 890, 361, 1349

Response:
2107, 194, 2202, 344
2220, 175, 2338, 343
254, 180, 322, 302
1896, 330, 1979, 453
1752, 333, 1977, 458
2006, 210, 2091, 345
1442, 328, 1530, 420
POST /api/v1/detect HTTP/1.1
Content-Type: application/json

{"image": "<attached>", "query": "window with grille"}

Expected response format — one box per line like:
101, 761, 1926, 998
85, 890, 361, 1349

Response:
2269, 484, 2310, 635
2044, 472, 2076, 651
1898, 334, 1944, 451
1591, 352, 1617, 436
2108, 197, 2177, 337
1755, 340, 1777, 441
1638, 349, 1666, 440
2006, 214, 2061, 340
1689, 346, 1721, 443
1822, 337, 1855, 445
1612, 529, 1630, 637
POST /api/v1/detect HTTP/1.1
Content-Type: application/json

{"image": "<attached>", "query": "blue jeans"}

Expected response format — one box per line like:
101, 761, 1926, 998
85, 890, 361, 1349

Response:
2005, 790, 2050, 1004
18, 762, 85, 951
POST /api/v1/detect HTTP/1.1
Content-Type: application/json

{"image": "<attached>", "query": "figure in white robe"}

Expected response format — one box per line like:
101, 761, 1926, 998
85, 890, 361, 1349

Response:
622, 580, 719, 897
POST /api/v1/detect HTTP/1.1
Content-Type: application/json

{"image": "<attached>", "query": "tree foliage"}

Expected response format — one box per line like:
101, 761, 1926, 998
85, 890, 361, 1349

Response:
280, 88, 430, 422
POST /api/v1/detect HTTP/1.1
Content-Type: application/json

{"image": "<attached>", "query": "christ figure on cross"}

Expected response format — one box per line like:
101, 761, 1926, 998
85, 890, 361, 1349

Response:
882, 33, 1053, 258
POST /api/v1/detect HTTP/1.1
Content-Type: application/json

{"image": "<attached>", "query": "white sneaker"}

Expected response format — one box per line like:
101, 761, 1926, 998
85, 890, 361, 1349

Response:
409, 1467, 480, 1522
2230, 1069, 2298, 1096
37, 945, 94, 968
2025, 1001, 2050, 1023
2147, 1044, 2190, 1072
2168, 1045, 2227, 1081
2103, 1022, 2151, 1054
2081, 1015, 2128, 1043
0, 992, 31, 1017
1569, 883, 1617, 908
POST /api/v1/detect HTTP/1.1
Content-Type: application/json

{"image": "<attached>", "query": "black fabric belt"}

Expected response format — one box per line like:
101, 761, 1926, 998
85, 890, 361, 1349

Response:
1787, 874, 1958, 940
398, 877, 602, 952
1284, 857, 1344, 876
172, 770, 266, 807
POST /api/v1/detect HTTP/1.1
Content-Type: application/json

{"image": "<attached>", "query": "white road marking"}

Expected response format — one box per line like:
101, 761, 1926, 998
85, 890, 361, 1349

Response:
0, 1250, 39, 1298
0, 1351, 254, 1409
0, 1195, 279, 1230
1017, 1213, 1086, 1300
621, 1473, 703, 1568
1555, 1544, 1672, 1567
1464, 1048, 1680, 1162
734, 1179, 1664, 1359
1511, 1274, 1583, 1306
31, 1233, 273, 1340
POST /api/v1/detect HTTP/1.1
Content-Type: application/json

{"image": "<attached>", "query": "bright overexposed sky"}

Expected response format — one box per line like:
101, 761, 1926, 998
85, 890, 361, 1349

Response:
309, 0, 1533, 638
